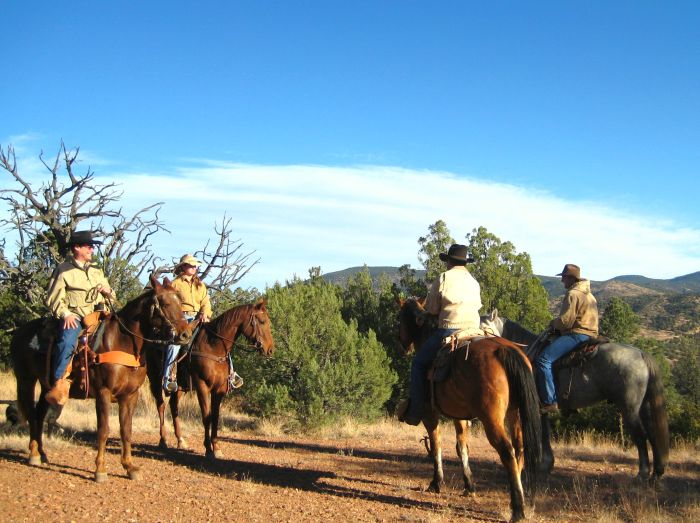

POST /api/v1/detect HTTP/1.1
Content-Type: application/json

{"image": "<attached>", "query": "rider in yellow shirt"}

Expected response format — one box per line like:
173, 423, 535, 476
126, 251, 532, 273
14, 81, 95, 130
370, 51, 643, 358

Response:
162, 254, 211, 393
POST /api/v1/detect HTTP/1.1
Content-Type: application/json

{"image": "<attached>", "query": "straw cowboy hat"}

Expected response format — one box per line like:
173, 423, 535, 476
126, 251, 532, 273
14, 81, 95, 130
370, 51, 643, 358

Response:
439, 244, 475, 264
175, 254, 202, 270
556, 263, 582, 280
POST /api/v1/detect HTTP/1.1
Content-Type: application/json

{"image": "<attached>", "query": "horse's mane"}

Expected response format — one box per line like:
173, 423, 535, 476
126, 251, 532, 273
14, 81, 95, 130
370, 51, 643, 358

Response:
502, 319, 538, 346
116, 288, 155, 316
208, 303, 251, 334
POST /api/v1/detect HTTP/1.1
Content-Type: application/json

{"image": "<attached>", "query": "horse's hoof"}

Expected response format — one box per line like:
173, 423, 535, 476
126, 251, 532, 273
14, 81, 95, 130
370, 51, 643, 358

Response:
461, 488, 476, 497
28, 455, 42, 467
158, 440, 168, 450
95, 471, 108, 483
427, 481, 442, 493
177, 439, 189, 450
205, 449, 216, 460
128, 469, 142, 481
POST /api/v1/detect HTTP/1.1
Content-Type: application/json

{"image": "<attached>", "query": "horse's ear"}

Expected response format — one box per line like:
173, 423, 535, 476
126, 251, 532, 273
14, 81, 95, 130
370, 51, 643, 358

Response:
149, 274, 162, 290
490, 309, 497, 321
395, 296, 405, 307
255, 297, 266, 310
417, 297, 426, 309
162, 276, 172, 287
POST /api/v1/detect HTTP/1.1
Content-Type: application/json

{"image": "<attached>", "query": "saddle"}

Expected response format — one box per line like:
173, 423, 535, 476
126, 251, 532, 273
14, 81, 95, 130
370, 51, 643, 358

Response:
39, 310, 122, 399
553, 335, 609, 371
429, 331, 485, 383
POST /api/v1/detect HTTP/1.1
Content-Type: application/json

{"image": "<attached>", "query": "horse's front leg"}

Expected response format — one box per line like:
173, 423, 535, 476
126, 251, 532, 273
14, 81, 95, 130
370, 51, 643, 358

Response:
195, 379, 214, 458
118, 388, 142, 480
170, 390, 188, 449
424, 412, 443, 493
454, 419, 475, 495
210, 390, 225, 459
94, 387, 111, 483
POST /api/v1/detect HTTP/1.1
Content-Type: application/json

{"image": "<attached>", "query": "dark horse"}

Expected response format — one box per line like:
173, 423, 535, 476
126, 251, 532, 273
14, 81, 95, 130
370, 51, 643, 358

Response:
11, 276, 191, 482
146, 299, 274, 458
398, 298, 541, 523
481, 309, 670, 482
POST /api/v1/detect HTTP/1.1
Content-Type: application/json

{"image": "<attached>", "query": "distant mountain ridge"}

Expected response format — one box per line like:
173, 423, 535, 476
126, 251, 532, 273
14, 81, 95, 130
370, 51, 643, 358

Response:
323, 266, 700, 338
325, 266, 700, 296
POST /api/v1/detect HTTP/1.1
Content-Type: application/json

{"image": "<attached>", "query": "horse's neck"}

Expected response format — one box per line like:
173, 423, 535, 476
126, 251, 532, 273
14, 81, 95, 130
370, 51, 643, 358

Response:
503, 319, 538, 345
205, 306, 248, 352
103, 296, 151, 354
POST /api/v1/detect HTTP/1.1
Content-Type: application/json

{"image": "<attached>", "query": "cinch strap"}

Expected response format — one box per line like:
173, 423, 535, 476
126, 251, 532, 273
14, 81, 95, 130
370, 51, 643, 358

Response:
95, 351, 143, 367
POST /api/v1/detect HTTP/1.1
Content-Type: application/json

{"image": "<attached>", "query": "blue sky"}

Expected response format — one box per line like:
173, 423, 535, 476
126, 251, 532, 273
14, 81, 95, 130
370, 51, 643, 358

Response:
2, 2, 699, 290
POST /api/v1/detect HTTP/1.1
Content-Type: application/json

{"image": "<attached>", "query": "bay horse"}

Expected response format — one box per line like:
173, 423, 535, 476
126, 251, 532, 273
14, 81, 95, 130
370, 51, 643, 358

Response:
481, 309, 670, 482
398, 298, 541, 523
146, 299, 274, 458
11, 275, 191, 482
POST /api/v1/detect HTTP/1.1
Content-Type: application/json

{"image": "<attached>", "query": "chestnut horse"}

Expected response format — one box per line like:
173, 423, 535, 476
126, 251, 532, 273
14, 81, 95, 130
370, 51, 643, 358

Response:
398, 298, 541, 523
146, 299, 274, 458
11, 276, 191, 482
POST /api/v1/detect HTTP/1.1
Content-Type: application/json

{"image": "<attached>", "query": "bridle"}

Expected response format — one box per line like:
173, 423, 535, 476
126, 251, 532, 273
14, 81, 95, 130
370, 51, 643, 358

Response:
200, 305, 267, 355
111, 291, 181, 345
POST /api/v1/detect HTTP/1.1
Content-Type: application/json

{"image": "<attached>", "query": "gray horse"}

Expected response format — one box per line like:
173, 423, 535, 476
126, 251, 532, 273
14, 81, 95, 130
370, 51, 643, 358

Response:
481, 310, 669, 482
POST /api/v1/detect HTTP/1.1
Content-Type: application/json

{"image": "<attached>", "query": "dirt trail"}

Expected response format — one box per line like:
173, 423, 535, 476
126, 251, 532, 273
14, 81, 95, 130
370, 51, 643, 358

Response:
1, 422, 698, 522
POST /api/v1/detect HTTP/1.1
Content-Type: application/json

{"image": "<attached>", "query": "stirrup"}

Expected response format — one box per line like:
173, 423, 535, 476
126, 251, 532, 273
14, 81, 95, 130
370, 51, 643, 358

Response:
228, 371, 243, 390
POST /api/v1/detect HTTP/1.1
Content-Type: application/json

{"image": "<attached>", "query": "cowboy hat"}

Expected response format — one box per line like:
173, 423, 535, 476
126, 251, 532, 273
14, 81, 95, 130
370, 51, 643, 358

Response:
439, 244, 475, 264
556, 263, 582, 280
175, 254, 201, 270
68, 230, 102, 245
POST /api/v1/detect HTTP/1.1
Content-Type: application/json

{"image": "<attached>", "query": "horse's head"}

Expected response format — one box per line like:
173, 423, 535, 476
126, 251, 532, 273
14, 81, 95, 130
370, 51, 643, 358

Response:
243, 298, 275, 356
480, 308, 505, 337
147, 275, 191, 344
396, 296, 427, 356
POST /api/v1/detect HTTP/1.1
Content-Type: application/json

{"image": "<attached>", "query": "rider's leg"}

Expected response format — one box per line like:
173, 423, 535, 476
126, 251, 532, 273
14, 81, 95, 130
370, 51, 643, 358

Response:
46, 324, 81, 406
535, 333, 590, 406
403, 328, 457, 423
163, 343, 180, 393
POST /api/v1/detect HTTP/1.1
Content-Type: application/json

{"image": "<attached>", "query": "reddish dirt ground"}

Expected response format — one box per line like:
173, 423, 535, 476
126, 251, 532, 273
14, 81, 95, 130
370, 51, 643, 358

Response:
1, 420, 699, 523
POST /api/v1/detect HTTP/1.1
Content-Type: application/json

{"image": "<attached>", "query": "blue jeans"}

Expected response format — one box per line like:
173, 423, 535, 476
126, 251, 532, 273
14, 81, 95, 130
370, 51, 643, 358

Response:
535, 333, 590, 405
53, 323, 81, 382
406, 328, 457, 419
163, 314, 195, 389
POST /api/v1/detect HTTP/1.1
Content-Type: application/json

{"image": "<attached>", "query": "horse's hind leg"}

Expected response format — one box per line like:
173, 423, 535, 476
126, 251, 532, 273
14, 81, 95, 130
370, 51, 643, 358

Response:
482, 416, 526, 522
18, 378, 47, 466
170, 391, 188, 449
118, 389, 142, 480
148, 373, 169, 449
640, 402, 664, 481
623, 410, 651, 481
454, 419, 475, 495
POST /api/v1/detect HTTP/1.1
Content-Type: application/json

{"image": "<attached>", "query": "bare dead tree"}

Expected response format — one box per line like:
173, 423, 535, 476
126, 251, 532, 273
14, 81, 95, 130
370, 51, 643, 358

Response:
0, 141, 167, 312
150, 214, 260, 293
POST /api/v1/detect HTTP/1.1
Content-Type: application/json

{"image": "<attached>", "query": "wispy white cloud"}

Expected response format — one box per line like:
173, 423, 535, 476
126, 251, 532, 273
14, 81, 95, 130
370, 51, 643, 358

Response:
99, 161, 700, 289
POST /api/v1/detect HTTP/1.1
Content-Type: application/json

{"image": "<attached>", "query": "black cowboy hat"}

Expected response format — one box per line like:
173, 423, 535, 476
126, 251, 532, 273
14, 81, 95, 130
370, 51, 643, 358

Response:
439, 244, 475, 264
69, 230, 102, 245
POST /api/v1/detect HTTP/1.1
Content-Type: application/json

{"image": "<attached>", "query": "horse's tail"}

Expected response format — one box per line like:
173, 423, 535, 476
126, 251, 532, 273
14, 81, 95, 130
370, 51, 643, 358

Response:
641, 351, 670, 477
498, 346, 542, 498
